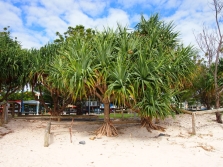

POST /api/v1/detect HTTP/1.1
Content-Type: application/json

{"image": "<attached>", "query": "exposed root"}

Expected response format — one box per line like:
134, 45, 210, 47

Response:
141, 117, 165, 133
95, 122, 118, 137
155, 118, 160, 124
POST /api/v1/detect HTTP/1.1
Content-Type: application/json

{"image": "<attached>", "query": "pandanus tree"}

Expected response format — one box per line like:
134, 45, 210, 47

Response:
106, 26, 140, 112
108, 15, 196, 132
0, 27, 31, 123
90, 28, 138, 136
53, 25, 96, 115
0, 27, 29, 101
29, 43, 73, 117
49, 14, 196, 135
50, 27, 119, 136
51, 26, 137, 136
133, 15, 196, 132
86, 27, 140, 136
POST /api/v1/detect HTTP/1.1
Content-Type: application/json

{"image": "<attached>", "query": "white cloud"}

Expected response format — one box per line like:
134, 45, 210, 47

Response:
161, 0, 181, 9
40, 0, 79, 17
117, 0, 151, 9
161, 0, 215, 48
78, 0, 107, 17
103, 8, 130, 28
65, 8, 129, 30
0, 1, 23, 29
12, 31, 47, 49
65, 10, 95, 28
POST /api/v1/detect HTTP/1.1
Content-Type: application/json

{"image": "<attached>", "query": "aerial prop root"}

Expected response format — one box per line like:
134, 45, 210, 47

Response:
141, 117, 165, 133
95, 122, 118, 137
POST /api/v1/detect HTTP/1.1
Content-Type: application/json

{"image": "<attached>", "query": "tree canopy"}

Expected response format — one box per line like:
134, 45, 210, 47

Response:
45, 14, 197, 135
0, 27, 31, 101
1, 14, 199, 134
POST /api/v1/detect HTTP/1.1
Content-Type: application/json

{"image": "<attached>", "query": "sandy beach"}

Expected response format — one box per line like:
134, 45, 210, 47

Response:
0, 113, 223, 167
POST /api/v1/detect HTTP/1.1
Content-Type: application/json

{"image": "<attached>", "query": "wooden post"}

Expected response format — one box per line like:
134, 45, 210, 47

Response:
192, 113, 196, 135
44, 121, 51, 147
17, 103, 21, 116
69, 118, 74, 143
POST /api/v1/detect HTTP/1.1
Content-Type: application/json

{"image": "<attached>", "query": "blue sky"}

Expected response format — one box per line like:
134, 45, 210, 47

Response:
0, 0, 216, 52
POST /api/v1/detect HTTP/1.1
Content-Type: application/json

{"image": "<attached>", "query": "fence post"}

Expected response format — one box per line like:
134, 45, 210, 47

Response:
192, 113, 196, 135
44, 121, 51, 147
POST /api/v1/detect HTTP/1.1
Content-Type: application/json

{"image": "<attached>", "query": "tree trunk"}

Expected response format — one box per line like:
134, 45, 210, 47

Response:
95, 101, 118, 136
206, 103, 211, 110
0, 106, 2, 125
51, 104, 61, 122
76, 100, 83, 115
2, 103, 9, 124
52, 111, 61, 122
104, 102, 110, 123
11, 103, 15, 118
205, 96, 211, 110
215, 93, 222, 123
141, 117, 165, 132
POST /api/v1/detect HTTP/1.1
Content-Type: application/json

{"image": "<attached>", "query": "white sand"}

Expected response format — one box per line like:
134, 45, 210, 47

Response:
0, 114, 223, 167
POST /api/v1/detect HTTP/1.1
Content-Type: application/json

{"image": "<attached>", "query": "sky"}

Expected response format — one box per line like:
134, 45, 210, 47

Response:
0, 0, 217, 53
